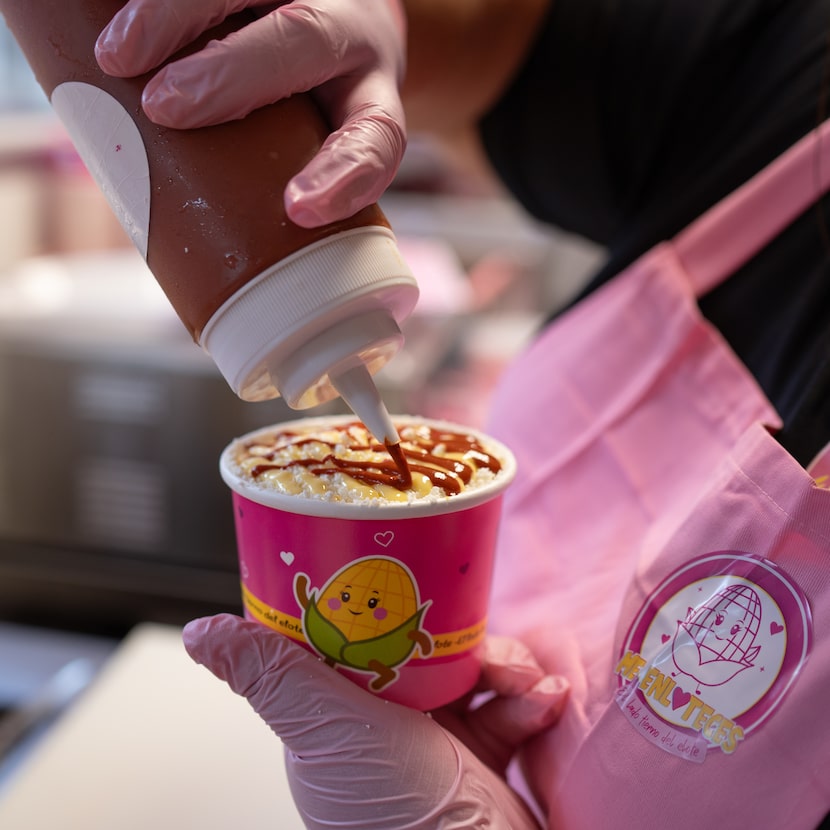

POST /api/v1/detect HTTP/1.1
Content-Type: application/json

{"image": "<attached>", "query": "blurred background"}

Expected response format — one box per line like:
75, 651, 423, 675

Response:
0, 15, 603, 802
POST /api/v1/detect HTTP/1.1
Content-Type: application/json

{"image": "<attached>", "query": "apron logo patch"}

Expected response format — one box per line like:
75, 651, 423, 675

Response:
615, 551, 812, 763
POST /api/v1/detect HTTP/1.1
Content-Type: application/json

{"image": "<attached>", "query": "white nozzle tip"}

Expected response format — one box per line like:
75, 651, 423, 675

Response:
331, 364, 399, 445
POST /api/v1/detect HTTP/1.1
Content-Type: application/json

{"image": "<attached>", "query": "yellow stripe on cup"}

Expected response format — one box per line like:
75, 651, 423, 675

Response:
242, 583, 307, 642
241, 583, 487, 658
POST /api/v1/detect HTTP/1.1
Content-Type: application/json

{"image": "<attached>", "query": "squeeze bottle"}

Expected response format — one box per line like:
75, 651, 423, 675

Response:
0, 0, 418, 445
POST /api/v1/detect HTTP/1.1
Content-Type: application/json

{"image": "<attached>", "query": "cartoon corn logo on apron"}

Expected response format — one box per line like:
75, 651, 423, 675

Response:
486, 123, 830, 829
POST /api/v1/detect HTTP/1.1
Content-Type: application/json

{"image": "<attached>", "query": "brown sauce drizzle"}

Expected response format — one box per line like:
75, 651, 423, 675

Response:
384, 441, 412, 489
244, 422, 501, 495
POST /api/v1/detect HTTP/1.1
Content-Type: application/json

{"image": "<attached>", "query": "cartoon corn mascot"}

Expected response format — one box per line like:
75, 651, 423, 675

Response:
671, 583, 762, 691
294, 556, 433, 691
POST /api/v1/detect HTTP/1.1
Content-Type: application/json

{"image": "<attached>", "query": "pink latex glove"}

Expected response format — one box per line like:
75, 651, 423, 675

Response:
94, 0, 407, 228
183, 614, 568, 829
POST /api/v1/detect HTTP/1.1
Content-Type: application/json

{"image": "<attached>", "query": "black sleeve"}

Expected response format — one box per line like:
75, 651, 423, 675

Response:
479, 0, 830, 467
480, 0, 828, 264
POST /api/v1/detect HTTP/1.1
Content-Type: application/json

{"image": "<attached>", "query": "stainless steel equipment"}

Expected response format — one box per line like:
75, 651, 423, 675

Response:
0, 249, 338, 633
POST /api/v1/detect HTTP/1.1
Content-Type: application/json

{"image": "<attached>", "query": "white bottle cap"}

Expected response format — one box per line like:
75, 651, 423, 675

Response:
199, 226, 419, 416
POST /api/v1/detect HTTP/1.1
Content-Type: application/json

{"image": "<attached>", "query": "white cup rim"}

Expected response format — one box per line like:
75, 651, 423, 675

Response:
219, 414, 517, 519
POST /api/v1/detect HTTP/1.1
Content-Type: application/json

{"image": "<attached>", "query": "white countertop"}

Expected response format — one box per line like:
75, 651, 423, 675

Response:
0, 623, 304, 829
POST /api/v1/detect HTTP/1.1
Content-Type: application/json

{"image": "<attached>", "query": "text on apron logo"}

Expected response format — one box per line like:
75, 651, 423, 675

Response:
615, 551, 812, 763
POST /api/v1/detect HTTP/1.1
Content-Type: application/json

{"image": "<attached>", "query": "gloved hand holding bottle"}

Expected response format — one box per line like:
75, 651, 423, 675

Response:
95, 0, 408, 228
184, 614, 567, 830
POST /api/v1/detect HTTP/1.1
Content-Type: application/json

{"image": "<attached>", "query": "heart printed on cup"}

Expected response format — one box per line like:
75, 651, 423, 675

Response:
374, 531, 395, 548
280, 550, 295, 566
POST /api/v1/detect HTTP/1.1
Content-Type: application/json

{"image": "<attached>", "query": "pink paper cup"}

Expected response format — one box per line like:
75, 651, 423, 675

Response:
219, 415, 516, 710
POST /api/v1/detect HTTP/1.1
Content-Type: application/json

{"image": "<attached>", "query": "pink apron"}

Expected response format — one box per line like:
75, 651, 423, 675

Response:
486, 123, 830, 829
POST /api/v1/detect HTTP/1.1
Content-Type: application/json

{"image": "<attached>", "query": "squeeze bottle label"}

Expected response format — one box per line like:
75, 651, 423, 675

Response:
51, 81, 151, 258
